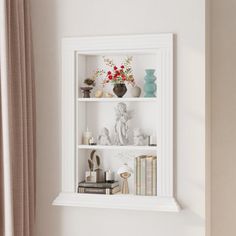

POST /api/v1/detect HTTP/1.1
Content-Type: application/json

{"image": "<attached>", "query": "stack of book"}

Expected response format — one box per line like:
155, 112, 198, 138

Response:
77, 181, 120, 195
135, 155, 157, 196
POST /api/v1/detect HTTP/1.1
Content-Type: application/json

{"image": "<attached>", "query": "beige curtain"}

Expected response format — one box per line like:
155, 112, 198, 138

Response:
0, 0, 36, 236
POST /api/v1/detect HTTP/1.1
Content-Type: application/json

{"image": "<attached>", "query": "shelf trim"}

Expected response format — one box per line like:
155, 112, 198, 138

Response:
53, 193, 180, 212
77, 145, 158, 151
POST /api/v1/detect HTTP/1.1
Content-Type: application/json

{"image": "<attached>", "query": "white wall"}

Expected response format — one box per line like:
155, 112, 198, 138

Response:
30, 0, 205, 236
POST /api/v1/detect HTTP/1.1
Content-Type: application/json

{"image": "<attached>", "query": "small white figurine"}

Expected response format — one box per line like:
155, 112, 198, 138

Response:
97, 127, 112, 145
133, 128, 147, 146
114, 102, 132, 146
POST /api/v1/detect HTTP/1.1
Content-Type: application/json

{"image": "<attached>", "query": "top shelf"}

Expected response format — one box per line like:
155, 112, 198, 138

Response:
77, 97, 157, 102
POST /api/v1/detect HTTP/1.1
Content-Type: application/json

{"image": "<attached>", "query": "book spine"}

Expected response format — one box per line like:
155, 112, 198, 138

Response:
78, 187, 104, 194
78, 187, 108, 194
145, 157, 153, 196
135, 157, 141, 195
152, 158, 157, 196
140, 157, 146, 195
78, 186, 120, 195
79, 182, 118, 188
111, 186, 120, 194
134, 158, 137, 194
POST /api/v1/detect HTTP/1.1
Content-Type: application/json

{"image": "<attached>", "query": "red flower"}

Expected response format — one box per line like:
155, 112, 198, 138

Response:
121, 65, 124, 69
107, 71, 112, 75
108, 75, 113, 80
114, 66, 118, 70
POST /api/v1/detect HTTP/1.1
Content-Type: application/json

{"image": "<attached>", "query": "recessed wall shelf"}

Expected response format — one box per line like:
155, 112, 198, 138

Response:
53, 34, 180, 212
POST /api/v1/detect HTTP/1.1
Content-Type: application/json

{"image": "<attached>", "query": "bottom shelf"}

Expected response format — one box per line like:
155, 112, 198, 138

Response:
53, 192, 180, 212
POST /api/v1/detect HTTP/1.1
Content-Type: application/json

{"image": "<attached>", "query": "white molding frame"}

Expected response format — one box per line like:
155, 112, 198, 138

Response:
54, 34, 179, 211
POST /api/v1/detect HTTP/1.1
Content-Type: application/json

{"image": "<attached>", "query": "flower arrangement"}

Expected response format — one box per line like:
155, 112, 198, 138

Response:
87, 56, 136, 98
102, 56, 135, 86
89, 56, 135, 86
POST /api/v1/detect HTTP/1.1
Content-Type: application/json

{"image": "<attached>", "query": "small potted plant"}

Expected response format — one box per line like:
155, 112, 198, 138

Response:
102, 56, 135, 98
80, 70, 104, 98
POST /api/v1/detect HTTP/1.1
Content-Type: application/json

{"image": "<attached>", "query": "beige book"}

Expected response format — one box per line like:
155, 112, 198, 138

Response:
135, 155, 146, 195
140, 157, 146, 195
145, 156, 154, 196
135, 157, 141, 195
152, 157, 157, 196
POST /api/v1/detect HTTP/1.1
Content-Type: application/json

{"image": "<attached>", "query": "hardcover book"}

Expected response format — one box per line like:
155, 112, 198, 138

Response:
140, 157, 146, 195
78, 185, 120, 195
135, 156, 140, 195
135, 155, 145, 195
152, 158, 157, 195
135, 155, 157, 196
78, 181, 119, 189
145, 156, 153, 196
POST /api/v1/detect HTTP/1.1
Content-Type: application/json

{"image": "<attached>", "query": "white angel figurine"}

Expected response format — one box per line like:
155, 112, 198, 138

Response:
114, 102, 132, 145
97, 127, 112, 145
133, 128, 147, 146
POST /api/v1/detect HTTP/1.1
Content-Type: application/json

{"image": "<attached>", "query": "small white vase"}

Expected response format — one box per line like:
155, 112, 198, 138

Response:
131, 85, 141, 97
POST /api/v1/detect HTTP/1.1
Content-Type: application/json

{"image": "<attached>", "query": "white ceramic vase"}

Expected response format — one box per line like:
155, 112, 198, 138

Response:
131, 85, 141, 97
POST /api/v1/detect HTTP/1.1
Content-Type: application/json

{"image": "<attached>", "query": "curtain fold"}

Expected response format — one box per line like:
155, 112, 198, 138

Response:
0, 0, 36, 235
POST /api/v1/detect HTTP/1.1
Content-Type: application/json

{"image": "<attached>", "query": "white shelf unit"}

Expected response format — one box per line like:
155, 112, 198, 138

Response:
53, 34, 180, 212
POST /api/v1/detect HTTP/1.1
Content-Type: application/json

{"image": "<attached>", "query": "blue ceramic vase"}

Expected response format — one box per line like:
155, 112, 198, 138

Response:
144, 69, 156, 97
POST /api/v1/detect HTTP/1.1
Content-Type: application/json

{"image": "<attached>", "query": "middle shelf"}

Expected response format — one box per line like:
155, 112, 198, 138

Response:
77, 97, 158, 102
77, 145, 158, 151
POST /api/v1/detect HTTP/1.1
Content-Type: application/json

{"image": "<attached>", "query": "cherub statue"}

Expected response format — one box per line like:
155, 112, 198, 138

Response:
133, 128, 147, 146
97, 127, 112, 145
114, 103, 132, 145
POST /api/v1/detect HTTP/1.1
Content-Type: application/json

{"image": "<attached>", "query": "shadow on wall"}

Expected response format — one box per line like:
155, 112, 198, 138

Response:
31, 0, 63, 236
